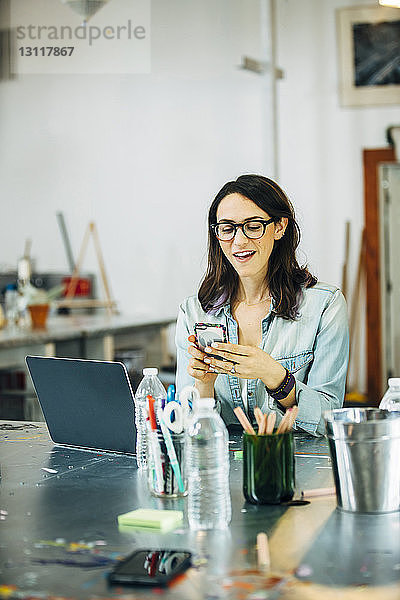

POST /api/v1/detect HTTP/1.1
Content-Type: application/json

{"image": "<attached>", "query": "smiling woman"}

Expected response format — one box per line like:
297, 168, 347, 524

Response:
175, 175, 349, 437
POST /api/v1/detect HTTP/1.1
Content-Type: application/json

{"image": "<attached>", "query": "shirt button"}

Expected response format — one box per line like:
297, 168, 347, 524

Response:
248, 392, 253, 397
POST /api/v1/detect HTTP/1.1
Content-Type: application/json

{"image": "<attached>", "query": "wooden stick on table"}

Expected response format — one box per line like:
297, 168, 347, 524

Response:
256, 532, 270, 570
301, 487, 336, 499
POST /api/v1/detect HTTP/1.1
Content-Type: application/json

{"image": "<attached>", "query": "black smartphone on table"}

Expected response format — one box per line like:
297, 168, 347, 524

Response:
108, 549, 192, 586
194, 323, 227, 359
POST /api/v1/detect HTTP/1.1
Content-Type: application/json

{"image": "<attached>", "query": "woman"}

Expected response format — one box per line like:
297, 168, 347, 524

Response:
175, 175, 349, 436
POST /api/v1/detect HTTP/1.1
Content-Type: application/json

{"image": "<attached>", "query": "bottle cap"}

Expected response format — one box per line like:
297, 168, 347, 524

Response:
143, 367, 158, 376
388, 378, 400, 387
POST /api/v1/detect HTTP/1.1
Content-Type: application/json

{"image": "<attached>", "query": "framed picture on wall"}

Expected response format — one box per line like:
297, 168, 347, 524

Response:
336, 5, 400, 107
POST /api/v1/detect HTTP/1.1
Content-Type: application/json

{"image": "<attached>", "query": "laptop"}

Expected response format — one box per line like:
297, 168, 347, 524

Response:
25, 356, 136, 455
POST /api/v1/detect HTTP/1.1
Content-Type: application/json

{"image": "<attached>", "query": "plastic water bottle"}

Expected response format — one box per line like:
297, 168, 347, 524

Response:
185, 397, 231, 530
4, 284, 18, 327
134, 368, 166, 468
379, 378, 400, 411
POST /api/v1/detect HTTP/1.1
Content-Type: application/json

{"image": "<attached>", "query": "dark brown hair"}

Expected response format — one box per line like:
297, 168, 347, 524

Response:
198, 174, 317, 320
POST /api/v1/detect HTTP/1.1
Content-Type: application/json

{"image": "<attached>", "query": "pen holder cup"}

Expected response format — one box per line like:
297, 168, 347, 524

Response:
147, 430, 187, 498
243, 431, 295, 504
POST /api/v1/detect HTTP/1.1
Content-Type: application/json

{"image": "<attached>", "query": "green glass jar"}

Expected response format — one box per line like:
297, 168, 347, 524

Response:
243, 432, 295, 504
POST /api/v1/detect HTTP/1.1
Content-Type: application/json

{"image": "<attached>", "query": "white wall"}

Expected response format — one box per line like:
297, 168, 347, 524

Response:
275, 0, 399, 283
275, 0, 400, 392
0, 0, 275, 320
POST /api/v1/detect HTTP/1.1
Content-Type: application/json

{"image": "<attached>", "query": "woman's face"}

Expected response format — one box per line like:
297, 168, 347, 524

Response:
215, 193, 286, 282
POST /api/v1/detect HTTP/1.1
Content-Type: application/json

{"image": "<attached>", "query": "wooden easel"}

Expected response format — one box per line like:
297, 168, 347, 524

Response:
56, 221, 117, 315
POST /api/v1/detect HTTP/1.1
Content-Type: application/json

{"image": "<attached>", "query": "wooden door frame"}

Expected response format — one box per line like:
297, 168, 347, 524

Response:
363, 147, 396, 405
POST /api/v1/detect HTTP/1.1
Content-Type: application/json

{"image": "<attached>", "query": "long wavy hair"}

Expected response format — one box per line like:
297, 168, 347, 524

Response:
198, 174, 317, 320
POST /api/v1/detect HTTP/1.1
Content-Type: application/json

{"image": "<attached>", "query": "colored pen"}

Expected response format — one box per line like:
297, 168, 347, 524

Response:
167, 384, 176, 403
158, 410, 185, 493
165, 384, 175, 414
147, 395, 164, 494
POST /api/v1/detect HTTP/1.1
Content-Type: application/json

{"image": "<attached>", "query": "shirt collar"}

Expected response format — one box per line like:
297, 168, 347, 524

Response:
209, 296, 275, 320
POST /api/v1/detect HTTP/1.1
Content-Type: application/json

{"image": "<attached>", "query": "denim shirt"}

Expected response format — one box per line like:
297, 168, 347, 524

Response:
175, 282, 349, 437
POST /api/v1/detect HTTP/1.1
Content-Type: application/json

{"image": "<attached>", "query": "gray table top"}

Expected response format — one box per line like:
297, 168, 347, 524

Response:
0, 314, 175, 348
0, 421, 399, 599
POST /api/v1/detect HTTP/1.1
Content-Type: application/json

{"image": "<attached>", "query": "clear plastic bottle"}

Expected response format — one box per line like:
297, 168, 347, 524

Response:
185, 397, 231, 530
379, 378, 400, 411
4, 284, 18, 327
134, 368, 166, 468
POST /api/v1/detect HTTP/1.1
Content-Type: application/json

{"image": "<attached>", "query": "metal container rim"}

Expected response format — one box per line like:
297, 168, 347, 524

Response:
324, 407, 400, 424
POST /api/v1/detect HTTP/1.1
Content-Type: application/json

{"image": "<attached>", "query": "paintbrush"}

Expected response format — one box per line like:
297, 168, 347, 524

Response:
254, 407, 264, 430
234, 406, 256, 435
276, 409, 292, 434
266, 412, 276, 435
258, 412, 268, 435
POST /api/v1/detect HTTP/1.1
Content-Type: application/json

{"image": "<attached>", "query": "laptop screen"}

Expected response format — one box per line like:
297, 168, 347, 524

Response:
26, 356, 136, 455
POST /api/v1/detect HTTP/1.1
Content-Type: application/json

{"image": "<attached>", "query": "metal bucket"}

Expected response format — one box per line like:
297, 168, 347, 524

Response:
324, 408, 400, 514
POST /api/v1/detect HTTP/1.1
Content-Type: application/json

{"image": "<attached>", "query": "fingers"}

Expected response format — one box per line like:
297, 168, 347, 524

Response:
188, 336, 229, 371
205, 341, 250, 360
188, 358, 212, 379
211, 342, 248, 356
189, 357, 209, 371
204, 355, 237, 375
188, 343, 207, 361
187, 335, 221, 380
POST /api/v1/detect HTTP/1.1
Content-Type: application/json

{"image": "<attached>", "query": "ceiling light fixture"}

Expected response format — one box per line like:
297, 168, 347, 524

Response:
61, 0, 111, 24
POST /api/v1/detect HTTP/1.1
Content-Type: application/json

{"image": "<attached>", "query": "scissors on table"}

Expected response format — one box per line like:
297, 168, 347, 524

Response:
159, 386, 200, 433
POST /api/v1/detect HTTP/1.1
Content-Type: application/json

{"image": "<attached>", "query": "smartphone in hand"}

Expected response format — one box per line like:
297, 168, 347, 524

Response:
194, 323, 227, 360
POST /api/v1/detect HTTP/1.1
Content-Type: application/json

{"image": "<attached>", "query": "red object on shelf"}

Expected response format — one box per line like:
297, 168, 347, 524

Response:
62, 277, 91, 297
147, 394, 157, 431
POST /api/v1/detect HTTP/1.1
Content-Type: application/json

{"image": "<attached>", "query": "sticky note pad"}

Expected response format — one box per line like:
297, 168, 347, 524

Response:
117, 509, 183, 532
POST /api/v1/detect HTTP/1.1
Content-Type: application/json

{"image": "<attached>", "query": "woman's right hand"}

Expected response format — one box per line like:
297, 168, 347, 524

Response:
187, 334, 218, 388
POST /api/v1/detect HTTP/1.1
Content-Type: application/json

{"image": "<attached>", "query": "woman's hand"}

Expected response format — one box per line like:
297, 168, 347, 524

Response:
203, 341, 286, 390
187, 334, 218, 390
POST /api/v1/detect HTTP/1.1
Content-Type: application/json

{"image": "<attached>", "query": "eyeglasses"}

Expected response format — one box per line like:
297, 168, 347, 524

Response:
211, 218, 274, 242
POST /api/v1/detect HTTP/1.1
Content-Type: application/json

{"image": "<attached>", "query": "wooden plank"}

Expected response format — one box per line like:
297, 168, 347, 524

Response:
341, 221, 351, 300
55, 299, 117, 309
347, 228, 366, 400
62, 221, 117, 315
363, 148, 395, 405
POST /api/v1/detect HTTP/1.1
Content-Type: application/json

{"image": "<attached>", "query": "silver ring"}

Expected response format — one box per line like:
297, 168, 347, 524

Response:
230, 365, 236, 374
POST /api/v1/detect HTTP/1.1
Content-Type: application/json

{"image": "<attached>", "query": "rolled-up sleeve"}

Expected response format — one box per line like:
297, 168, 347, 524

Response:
295, 290, 349, 436
175, 302, 195, 395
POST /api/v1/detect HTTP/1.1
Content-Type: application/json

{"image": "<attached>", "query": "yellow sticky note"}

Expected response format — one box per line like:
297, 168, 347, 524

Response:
117, 508, 183, 532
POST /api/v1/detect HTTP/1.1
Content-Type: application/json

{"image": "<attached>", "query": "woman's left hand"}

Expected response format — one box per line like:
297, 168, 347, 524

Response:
203, 341, 286, 390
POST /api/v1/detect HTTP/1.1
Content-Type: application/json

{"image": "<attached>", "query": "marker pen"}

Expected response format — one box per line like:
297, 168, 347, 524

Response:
147, 395, 164, 494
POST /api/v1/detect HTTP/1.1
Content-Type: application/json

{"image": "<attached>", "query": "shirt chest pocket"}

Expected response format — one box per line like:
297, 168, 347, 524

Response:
276, 351, 313, 377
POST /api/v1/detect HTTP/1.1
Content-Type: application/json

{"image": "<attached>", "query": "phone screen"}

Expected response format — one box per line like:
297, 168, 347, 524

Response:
194, 323, 227, 353
108, 549, 192, 586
